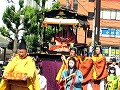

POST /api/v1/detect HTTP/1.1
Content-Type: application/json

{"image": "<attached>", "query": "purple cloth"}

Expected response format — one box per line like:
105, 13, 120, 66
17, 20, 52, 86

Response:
42, 60, 62, 90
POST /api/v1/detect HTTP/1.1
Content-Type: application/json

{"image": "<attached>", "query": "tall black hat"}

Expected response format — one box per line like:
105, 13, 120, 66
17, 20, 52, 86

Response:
70, 47, 77, 54
112, 58, 116, 62
18, 38, 27, 50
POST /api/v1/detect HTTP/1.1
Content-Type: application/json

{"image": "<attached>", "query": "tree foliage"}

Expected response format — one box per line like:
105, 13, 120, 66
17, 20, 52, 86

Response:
22, 6, 39, 35
2, 2, 24, 52
22, 6, 40, 52
22, 0, 61, 52
0, 27, 11, 39
0, 0, 61, 53
51, 1, 61, 10
24, 35, 39, 52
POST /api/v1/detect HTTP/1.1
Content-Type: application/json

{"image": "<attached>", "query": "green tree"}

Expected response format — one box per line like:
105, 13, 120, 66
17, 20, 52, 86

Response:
1, 0, 60, 53
22, 0, 60, 52
0, 27, 11, 39
51, 1, 61, 10
1, 0, 41, 52
22, 6, 40, 52
2, 0, 24, 52
0, 27, 13, 49
22, 2, 47, 52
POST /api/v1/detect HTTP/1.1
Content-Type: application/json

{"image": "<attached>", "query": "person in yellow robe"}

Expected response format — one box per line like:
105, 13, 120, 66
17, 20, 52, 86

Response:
0, 38, 40, 90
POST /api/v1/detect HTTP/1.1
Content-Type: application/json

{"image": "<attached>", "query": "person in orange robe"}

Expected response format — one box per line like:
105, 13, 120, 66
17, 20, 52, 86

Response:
79, 51, 93, 90
56, 47, 81, 89
91, 45, 108, 90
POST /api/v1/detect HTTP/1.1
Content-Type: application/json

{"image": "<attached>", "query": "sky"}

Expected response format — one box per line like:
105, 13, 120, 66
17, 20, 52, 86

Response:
0, 0, 19, 27
0, 0, 23, 39
0, 0, 8, 26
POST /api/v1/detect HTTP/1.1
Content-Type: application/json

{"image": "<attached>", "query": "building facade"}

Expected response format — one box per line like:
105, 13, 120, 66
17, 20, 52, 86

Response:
25, 0, 120, 61
57, 0, 120, 61
100, 0, 120, 61
24, 0, 57, 9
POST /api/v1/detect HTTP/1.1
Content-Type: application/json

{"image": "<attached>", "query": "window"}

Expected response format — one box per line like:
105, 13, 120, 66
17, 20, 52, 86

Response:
102, 46, 120, 57
101, 9, 120, 20
115, 47, 120, 55
111, 47, 115, 55
89, 0, 94, 2
102, 10, 111, 19
102, 46, 109, 56
116, 10, 120, 20
100, 10, 103, 19
111, 47, 119, 56
88, 12, 94, 20
87, 29, 92, 38
110, 10, 116, 19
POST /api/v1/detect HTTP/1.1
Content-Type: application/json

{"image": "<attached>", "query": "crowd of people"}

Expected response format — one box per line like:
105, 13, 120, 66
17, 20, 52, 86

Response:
56, 45, 120, 90
0, 37, 120, 90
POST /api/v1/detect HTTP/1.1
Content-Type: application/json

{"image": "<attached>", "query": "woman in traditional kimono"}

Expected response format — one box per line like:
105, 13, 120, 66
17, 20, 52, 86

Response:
56, 47, 80, 83
60, 57, 83, 90
106, 67, 119, 90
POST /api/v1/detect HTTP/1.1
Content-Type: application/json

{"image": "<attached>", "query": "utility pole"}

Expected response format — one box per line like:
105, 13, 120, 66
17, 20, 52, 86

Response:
94, 0, 101, 44
91, 0, 101, 55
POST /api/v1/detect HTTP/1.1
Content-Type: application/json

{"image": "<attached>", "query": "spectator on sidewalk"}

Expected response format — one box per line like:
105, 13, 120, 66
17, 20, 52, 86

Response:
106, 67, 119, 90
109, 58, 120, 76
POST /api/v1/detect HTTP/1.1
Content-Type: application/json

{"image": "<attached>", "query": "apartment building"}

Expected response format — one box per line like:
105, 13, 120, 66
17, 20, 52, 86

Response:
24, 0, 56, 9
57, 0, 120, 61
100, 0, 120, 61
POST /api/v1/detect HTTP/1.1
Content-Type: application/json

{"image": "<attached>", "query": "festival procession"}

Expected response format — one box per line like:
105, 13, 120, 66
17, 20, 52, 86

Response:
0, 0, 120, 90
